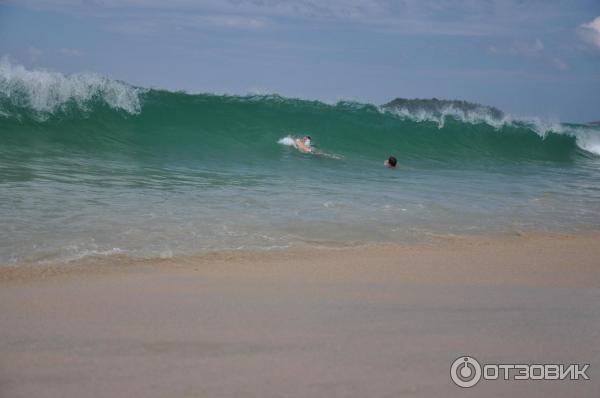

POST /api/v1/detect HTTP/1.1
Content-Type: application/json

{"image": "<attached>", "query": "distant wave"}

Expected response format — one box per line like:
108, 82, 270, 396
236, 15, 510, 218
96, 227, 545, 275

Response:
380, 98, 600, 156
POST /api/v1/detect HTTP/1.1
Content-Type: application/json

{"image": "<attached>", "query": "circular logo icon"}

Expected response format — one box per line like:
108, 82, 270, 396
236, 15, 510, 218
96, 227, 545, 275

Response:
450, 356, 482, 388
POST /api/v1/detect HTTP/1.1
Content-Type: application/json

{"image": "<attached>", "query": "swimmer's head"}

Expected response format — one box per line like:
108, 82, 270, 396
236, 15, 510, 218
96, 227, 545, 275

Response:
385, 156, 397, 168
304, 136, 312, 146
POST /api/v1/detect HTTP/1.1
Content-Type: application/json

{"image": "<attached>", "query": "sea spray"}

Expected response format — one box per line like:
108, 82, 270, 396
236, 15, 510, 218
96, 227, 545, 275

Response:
278, 136, 297, 147
0, 58, 143, 119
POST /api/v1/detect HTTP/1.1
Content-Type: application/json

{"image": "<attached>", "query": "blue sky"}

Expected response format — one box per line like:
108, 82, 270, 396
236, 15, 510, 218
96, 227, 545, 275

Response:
1, 0, 599, 122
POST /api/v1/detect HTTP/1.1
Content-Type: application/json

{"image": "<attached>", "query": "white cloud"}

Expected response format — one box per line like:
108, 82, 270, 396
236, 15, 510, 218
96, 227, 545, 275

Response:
59, 48, 83, 56
191, 15, 266, 30
510, 39, 544, 56
105, 20, 160, 35
27, 46, 43, 62
488, 39, 545, 57
488, 39, 567, 71
5, 0, 555, 37
550, 57, 567, 71
577, 16, 600, 49
7, 0, 387, 20
105, 13, 267, 35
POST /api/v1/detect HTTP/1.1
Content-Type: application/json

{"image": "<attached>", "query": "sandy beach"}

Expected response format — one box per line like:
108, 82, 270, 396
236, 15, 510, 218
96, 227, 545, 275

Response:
1, 233, 599, 397
3, 2, 600, 397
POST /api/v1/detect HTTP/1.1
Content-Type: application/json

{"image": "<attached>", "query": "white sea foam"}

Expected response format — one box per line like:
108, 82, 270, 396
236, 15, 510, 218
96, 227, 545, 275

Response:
0, 58, 143, 117
383, 105, 600, 156
278, 136, 297, 147
573, 130, 600, 156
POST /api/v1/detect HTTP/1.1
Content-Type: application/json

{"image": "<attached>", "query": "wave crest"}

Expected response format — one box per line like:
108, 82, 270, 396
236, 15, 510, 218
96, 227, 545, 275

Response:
0, 59, 143, 118
381, 99, 600, 155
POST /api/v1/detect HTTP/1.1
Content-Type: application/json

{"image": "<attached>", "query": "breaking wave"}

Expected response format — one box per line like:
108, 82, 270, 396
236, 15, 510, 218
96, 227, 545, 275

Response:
1, 61, 599, 159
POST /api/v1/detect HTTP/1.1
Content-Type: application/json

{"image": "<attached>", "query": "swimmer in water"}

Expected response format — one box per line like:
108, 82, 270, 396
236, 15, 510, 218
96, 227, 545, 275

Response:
295, 136, 313, 153
384, 156, 397, 168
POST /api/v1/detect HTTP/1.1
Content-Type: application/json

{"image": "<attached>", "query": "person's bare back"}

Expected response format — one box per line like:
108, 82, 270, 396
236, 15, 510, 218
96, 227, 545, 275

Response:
295, 136, 313, 153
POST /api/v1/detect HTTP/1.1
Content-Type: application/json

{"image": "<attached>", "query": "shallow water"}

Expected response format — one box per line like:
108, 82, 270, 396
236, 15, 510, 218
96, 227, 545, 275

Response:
2, 61, 600, 263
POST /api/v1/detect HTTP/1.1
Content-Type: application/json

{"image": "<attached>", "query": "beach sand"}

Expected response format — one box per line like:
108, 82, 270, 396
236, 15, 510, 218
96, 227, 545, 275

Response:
1, 233, 599, 397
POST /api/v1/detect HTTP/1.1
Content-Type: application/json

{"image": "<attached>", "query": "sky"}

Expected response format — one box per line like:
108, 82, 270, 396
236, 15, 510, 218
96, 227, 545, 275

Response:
1, 0, 599, 122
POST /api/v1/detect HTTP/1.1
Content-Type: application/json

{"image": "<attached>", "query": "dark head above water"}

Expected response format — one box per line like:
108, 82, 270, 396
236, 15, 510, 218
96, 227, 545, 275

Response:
385, 156, 397, 168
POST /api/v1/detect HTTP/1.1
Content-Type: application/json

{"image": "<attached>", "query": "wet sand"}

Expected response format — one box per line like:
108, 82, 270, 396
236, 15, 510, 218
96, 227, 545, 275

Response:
1, 233, 599, 397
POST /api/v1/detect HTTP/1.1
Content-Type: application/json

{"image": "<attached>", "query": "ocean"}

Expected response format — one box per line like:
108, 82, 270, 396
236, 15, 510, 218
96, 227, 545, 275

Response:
2, 61, 600, 264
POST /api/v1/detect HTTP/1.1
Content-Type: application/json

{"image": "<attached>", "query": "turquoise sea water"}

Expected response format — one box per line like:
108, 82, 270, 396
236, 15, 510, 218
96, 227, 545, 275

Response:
2, 62, 600, 264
